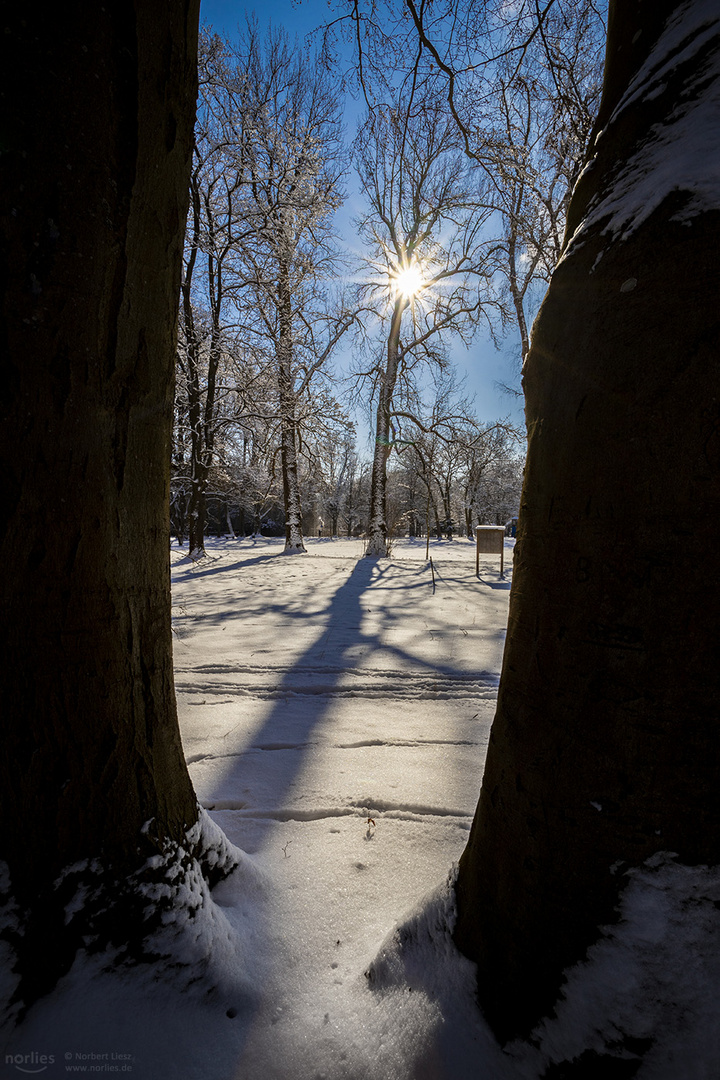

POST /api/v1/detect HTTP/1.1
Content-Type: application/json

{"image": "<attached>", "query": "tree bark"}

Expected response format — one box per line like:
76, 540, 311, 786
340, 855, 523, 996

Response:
507, 212, 531, 366
180, 170, 223, 559
454, 0, 720, 1041
181, 171, 208, 558
366, 300, 404, 557
0, 2, 232, 1008
276, 265, 306, 553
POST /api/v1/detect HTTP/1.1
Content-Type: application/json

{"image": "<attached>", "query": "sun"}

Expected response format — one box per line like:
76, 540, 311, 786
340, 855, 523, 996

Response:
392, 260, 425, 301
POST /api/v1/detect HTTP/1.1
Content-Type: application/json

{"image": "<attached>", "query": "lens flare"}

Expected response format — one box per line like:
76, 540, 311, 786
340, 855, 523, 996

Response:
392, 261, 425, 300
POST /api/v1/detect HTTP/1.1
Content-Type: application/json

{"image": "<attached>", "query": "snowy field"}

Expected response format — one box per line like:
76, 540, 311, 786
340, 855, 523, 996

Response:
3, 536, 719, 1079
170, 535, 510, 1079
173, 535, 507, 871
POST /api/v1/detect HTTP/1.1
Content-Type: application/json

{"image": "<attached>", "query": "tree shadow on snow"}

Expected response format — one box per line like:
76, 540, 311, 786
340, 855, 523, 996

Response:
172, 551, 281, 583
203, 557, 376, 847
201, 555, 499, 851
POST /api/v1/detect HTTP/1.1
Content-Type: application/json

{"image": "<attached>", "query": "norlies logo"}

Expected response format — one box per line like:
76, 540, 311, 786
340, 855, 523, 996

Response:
5, 1052, 55, 1074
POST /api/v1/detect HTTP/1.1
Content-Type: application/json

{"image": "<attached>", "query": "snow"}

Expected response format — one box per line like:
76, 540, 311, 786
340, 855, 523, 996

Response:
506, 854, 720, 1080
2, 536, 720, 1077
564, 0, 720, 256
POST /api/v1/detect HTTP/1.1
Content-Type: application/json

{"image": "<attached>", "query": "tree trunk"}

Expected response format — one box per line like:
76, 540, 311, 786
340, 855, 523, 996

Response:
441, 482, 453, 538
277, 267, 306, 553
0, 2, 235, 1009
454, 0, 720, 1041
507, 210, 531, 367
181, 172, 208, 560
187, 472, 208, 557
465, 503, 474, 540
367, 300, 403, 557
180, 170, 223, 561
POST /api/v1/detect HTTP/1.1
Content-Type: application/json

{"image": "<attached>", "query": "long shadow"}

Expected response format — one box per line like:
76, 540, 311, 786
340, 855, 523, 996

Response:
201, 555, 501, 851
173, 551, 280, 583
477, 578, 512, 591
204, 557, 376, 848
174, 547, 506, 1070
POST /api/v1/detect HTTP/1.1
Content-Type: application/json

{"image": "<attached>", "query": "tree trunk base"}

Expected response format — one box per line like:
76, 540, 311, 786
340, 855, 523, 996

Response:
364, 533, 388, 558
2, 809, 241, 1021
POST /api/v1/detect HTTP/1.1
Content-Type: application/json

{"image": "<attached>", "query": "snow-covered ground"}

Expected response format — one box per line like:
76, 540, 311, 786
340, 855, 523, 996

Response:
171, 535, 509, 1079
174, 536, 506, 858
3, 536, 719, 1078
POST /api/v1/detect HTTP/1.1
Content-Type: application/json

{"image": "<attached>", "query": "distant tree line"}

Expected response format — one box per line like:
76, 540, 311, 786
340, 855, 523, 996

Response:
172, 414, 522, 543
174, 24, 357, 557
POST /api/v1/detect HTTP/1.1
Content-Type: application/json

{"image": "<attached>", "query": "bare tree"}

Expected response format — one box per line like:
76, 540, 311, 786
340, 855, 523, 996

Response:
178, 30, 256, 556
461, 423, 524, 532
177, 24, 357, 556
354, 98, 499, 556
173, 335, 285, 542
323, 0, 606, 384
482, 1, 606, 379
229, 23, 356, 553
398, 406, 522, 540
342, 457, 371, 537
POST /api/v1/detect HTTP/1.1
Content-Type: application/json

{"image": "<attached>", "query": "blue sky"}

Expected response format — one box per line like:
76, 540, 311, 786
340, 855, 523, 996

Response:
199, 0, 526, 442
201, 0, 323, 40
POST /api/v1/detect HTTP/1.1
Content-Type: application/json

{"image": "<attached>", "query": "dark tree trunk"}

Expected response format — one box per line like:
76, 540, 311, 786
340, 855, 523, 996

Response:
277, 267, 306, 553
0, 2, 233, 1009
187, 473, 208, 557
455, 0, 720, 1041
180, 171, 222, 560
181, 173, 208, 559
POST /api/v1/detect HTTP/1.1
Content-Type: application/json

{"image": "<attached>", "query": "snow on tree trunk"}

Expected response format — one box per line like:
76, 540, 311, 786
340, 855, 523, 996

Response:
454, 0, 720, 1041
366, 441, 391, 557
187, 474, 208, 560
181, 176, 207, 560
281, 416, 306, 553
0, 3, 242, 1009
179, 198, 223, 560
507, 214, 531, 367
366, 301, 403, 558
465, 504, 474, 540
278, 267, 306, 554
